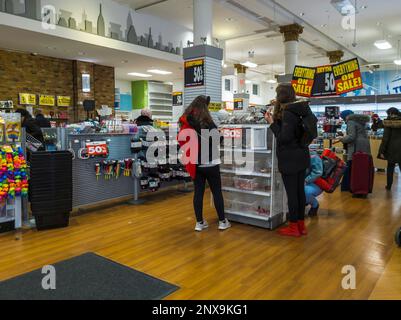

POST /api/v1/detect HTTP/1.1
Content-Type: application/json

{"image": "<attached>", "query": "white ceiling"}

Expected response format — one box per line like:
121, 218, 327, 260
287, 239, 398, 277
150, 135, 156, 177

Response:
115, 0, 401, 79
0, 25, 183, 82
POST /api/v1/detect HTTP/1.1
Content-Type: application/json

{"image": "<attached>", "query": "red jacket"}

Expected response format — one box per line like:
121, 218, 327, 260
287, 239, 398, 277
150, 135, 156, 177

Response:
177, 115, 199, 179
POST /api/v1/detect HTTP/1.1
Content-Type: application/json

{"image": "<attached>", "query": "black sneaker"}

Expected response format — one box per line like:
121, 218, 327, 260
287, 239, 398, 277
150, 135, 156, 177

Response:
308, 205, 319, 217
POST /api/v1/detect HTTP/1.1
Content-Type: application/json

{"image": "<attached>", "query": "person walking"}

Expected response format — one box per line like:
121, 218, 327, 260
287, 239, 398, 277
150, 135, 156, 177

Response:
337, 110, 371, 192
265, 84, 313, 237
178, 95, 231, 232
379, 107, 401, 191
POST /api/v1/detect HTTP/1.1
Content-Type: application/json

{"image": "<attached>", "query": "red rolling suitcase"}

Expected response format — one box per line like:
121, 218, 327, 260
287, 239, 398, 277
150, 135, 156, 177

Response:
351, 152, 374, 196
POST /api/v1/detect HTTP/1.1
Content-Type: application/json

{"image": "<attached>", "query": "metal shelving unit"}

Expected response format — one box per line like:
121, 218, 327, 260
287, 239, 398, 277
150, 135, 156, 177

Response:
219, 124, 287, 230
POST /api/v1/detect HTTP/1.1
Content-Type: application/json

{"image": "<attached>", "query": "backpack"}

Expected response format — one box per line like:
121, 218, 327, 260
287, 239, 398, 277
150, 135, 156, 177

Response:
299, 112, 318, 147
315, 149, 347, 194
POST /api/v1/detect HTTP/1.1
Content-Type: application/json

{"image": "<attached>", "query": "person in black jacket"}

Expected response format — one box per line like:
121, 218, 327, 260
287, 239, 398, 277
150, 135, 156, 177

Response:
178, 95, 231, 232
135, 109, 154, 127
15, 109, 44, 143
265, 83, 311, 237
34, 109, 51, 128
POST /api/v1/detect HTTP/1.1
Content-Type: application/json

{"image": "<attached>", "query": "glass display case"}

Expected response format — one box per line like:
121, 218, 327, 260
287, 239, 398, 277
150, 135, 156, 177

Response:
219, 124, 287, 230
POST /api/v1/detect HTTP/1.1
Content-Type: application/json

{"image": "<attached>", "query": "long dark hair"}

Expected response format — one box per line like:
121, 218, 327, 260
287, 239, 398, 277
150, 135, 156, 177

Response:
184, 95, 214, 127
273, 83, 296, 121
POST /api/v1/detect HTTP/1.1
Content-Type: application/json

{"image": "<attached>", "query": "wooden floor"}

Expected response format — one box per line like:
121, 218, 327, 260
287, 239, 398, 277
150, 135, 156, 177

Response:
0, 172, 400, 300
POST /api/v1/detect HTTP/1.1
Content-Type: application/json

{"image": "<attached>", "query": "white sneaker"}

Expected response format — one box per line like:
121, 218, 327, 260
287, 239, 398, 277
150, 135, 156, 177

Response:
219, 219, 232, 231
195, 221, 209, 232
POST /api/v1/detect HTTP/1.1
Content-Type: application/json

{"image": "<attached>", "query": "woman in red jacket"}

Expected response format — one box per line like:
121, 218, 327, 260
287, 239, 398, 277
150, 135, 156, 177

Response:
178, 96, 231, 232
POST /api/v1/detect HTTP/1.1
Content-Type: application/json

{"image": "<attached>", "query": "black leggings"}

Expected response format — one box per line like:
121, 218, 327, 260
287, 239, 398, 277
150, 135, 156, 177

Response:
193, 165, 226, 223
387, 162, 399, 188
282, 170, 306, 223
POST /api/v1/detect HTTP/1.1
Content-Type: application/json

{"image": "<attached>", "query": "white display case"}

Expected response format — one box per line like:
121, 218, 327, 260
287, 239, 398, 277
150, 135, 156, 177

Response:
148, 82, 173, 122
219, 124, 287, 230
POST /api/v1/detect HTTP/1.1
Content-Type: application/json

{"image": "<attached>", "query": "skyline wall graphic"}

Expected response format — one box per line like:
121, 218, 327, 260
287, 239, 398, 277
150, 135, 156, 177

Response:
0, 0, 183, 56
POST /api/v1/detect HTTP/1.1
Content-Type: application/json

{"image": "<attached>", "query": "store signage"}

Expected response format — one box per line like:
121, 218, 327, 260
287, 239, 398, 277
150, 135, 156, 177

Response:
292, 58, 363, 97
57, 96, 72, 107
377, 94, 401, 103
312, 65, 336, 97
86, 141, 108, 157
184, 59, 205, 88
39, 95, 56, 106
291, 66, 316, 97
18, 93, 37, 106
342, 96, 376, 105
233, 98, 244, 111
0, 101, 13, 109
208, 102, 222, 112
173, 92, 183, 106
222, 128, 242, 139
333, 58, 363, 95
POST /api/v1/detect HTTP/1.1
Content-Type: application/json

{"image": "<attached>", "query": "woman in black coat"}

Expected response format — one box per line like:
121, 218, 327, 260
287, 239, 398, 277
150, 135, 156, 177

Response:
265, 83, 311, 237
379, 107, 401, 191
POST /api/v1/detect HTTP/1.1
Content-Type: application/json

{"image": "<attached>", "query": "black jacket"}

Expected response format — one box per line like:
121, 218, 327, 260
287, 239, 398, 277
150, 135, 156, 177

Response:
187, 115, 221, 165
35, 114, 51, 128
135, 115, 154, 127
379, 115, 401, 163
270, 100, 311, 175
23, 117, 44, 143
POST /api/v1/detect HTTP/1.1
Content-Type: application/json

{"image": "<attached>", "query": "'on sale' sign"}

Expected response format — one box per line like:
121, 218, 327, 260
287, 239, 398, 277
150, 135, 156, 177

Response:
86, 141, 108, 157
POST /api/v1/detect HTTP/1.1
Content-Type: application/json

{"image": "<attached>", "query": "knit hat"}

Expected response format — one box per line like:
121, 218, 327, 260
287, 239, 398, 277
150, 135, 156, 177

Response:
141, 109, 152, 118
340, 110, 354, 121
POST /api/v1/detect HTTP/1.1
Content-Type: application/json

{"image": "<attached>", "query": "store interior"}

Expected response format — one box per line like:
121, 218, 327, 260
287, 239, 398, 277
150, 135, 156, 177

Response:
0, 0, 401, 301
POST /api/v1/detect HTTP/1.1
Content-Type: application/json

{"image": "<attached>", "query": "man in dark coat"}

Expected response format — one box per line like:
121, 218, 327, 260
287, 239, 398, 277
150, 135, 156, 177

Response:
379, 108, 401, 190
15, 109, 44, 143
34, 109, 51, 128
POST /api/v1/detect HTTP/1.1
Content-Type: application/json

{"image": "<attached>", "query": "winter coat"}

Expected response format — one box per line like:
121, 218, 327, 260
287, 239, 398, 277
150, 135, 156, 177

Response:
340, 114, 371, 157
177, 115, 221, 179
35, 114, 51, 128
23, 117, 44, 143
379, 115, 401, 164
305, 151, 323, 185
269, 100, 311, 175
135, 115, 153, 127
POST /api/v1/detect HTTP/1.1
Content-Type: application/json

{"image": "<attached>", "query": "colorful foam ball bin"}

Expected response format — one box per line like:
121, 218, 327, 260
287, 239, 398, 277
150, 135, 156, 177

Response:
0, 145, 28, 201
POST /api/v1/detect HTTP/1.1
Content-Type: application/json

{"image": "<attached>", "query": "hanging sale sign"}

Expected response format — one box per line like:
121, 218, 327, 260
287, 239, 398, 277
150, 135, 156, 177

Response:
173, 92, 183, 106
312, 65, 336, 97
57, 96, 71, 107
39, 95, 55, 106
333, 58, 363, 95
291, 66, 316, 97
208, 102, 222, 112
184, 59, 205, 88
19, 93, 37, 105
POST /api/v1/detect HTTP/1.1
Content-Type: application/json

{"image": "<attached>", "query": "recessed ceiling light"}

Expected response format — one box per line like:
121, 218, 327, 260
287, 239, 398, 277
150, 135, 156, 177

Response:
299, 12, 305, 16
374, 40, 392, 50
127, 72, 152, 78
147, 69, 172, 75
394, 59, 401, 65
267, 79, 277, 84
360, 5, 368, 9
245, 80, 252, 84
225, 17, 235, 22
321, 24, 328, 28
121, 60, 128, 64
241, 61, 258, 68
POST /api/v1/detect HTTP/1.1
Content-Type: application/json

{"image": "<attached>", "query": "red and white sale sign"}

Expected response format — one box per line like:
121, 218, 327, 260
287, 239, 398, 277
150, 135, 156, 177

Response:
223, 128, 242, 139
86, 141, 108, 157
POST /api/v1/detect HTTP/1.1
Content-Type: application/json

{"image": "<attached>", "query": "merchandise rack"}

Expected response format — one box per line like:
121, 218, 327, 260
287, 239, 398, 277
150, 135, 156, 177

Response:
219, 124, 287, 230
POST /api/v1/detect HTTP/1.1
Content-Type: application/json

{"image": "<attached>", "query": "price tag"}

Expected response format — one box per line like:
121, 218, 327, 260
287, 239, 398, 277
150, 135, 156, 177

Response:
86, 141, 108, 157
184, 59, 205, 88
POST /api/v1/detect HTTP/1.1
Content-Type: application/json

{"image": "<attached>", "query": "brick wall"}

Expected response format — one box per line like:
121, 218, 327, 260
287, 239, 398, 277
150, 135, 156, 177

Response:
0, 49, 115, 122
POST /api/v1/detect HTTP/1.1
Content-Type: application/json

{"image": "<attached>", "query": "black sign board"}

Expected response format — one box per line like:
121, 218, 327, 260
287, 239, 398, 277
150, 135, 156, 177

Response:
184, 59, 205, 88
312, 65, 337, 97
173, 92, 183, 106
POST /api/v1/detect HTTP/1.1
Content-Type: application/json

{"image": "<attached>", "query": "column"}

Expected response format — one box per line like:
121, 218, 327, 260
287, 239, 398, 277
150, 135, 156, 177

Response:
193, 0, 213, 46
327, 50, 344, 64
279, 24, 304, 75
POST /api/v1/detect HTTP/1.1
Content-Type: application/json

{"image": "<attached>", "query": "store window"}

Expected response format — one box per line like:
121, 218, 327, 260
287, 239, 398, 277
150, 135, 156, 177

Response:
225, 79, 232, 92
252, 84, 259, 96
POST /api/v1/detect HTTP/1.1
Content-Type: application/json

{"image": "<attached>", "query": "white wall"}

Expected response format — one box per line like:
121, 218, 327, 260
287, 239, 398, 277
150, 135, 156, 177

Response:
222, 76, 277, 107
40, 0, 193, 49
115, 79, 131, 94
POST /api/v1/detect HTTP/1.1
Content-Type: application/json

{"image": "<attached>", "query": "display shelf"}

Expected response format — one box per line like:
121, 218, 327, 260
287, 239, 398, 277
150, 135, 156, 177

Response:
225, 210, 270, 221
148, 82, 173, 122
219, 124, 286, 230
221, 148, 272, 154
0, 216, 15, 223
220, 169, 271, 178
222, 187, 271, 197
